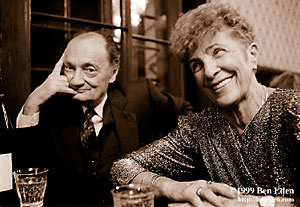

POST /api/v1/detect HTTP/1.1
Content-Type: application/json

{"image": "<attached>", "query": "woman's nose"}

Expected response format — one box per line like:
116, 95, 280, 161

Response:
204, 59, 220, 79
69, 68, 84, 88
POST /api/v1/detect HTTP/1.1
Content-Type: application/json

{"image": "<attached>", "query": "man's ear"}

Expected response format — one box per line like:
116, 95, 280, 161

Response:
109, 66, 119, 83
248, 42, 258, 70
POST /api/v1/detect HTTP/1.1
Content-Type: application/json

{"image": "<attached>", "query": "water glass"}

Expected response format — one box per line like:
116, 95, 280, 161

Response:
13, 168, 48, 207
111, 184, 154, 207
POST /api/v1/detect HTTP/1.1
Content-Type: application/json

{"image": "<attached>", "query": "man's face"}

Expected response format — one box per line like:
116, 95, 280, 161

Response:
63, 34, 118, 107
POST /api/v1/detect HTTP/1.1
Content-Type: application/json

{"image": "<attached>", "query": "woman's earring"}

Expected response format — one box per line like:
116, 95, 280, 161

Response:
253, 66, 257, 73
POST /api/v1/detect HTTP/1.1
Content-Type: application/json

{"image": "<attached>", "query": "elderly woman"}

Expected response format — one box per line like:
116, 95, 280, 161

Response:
110, 3, 299, 206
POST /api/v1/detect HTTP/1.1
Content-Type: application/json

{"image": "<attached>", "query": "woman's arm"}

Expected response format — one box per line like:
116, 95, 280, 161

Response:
111, 119, 202, 186
110, 115, 238, 206
131, 171, 237, 207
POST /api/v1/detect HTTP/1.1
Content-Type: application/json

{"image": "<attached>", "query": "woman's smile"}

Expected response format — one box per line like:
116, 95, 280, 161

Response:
210, 75, 234, 92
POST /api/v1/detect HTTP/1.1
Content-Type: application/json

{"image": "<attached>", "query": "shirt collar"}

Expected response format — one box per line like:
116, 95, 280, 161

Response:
81, 93, 108, 119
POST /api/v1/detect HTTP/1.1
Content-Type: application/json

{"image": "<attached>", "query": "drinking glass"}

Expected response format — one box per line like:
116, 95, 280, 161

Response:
13, 168, 48, 207
111, 184, 154, 207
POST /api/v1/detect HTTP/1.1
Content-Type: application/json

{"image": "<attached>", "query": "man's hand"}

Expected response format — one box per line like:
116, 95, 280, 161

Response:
23, 54, 77, 115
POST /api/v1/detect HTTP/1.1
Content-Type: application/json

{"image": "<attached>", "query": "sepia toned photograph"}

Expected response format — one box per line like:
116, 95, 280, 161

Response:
0, 0, 299, 206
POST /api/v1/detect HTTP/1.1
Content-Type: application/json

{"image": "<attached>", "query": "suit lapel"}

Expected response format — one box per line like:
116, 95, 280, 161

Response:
51, 101, 86, 174
108, 87, 139, 155
59, 122, 86, 174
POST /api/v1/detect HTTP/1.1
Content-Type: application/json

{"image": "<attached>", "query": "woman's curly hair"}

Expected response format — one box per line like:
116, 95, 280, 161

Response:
170, 3, 255, 62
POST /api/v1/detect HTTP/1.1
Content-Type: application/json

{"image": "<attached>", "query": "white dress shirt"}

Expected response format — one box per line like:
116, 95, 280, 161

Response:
16, 94, 108, 136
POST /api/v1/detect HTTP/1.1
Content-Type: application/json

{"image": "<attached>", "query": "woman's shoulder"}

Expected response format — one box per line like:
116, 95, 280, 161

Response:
177, 107, 221, 128
269, 88, 300, 107
269, 88, 300, 123
178, 107, 217, 119
271, 88, 300, 97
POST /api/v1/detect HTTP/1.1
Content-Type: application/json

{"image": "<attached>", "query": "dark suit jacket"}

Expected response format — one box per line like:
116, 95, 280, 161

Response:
11, 79, 192, 206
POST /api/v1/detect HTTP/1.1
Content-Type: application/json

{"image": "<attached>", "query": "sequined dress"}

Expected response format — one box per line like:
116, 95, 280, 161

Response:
111, 89, 300, 194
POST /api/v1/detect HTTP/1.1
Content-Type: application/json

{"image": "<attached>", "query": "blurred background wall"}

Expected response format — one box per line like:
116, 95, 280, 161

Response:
211, 0, 300, 73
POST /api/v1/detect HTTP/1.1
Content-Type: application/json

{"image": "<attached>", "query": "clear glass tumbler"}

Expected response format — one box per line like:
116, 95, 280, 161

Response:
13, 168, 48, 207
111, 184, 154, 207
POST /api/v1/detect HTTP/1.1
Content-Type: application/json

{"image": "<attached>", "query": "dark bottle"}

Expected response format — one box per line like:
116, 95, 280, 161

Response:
0, 74, 13, 150
0, 93, 15, 203
0, 93, 13, 136
0, 93, 13, 151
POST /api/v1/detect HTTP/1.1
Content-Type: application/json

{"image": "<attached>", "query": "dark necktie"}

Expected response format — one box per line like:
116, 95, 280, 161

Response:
80, 107, 96, 152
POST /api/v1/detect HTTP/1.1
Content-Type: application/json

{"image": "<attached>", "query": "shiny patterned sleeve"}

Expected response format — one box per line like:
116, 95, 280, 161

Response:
286, 90, 300, 141
286, 90, 300, 198
110, 113, 202, 186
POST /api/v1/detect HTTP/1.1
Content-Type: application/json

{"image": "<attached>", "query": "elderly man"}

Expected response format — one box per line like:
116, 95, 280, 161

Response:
14, 31, 192, 206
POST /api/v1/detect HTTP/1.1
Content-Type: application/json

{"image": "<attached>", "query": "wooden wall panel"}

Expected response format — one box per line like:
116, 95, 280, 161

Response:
0, 0, 31, 125
165, 0, 185, 97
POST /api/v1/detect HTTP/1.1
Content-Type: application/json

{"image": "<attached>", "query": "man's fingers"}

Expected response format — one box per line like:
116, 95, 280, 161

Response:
59, 87, 77, 95
40, 75, 76, 96
168, 202, 193, 207
51, 54, 65, 75
208, 182, 238, 199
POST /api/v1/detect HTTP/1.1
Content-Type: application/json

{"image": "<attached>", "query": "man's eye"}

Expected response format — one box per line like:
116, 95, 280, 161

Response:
189, 61, 203, 73
213, 48, 225, 57
83, 66, 97, 74
64, 65, 74, 71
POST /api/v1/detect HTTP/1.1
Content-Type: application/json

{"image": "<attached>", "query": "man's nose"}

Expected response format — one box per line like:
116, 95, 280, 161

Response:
69, 68, 84, 88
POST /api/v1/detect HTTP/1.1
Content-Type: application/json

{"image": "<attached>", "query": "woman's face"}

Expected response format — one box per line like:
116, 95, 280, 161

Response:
188, 29, 258, 107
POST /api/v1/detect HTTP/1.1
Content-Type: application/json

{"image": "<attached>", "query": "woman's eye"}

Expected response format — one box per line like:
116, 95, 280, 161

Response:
189, 61, 203, 73
213, 48, 225, 57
